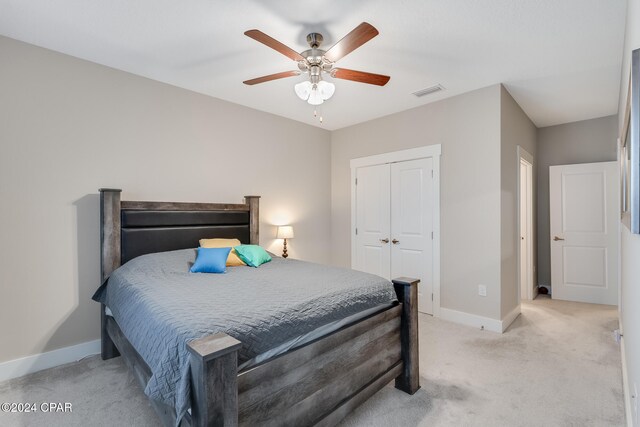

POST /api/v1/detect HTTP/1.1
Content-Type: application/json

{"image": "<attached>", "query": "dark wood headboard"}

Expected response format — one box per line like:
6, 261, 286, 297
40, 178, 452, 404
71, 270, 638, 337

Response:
99, 188, 260, 284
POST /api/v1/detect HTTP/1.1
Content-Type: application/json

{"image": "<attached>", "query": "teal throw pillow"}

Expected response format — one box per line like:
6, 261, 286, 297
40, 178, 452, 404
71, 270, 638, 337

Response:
234, 245, 272, 267
190, 247, 232, 273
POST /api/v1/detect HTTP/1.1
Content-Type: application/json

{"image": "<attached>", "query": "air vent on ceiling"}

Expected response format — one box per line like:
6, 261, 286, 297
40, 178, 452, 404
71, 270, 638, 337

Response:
412, 84, 445, 98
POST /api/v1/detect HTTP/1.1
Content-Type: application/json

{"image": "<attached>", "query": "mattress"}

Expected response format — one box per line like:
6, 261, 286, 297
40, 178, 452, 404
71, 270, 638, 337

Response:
92, 249, 396, 424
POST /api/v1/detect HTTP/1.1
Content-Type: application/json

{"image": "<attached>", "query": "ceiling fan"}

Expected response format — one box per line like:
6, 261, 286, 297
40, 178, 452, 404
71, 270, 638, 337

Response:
243, 22, 390, 107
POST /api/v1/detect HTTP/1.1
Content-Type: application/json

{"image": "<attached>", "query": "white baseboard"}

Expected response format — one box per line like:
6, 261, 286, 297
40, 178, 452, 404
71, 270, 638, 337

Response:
440, 307, 502, 333
0, 340, 101, 383
621, 337, 634, 427
439, 306, 521, 334
501, 305, 521, 333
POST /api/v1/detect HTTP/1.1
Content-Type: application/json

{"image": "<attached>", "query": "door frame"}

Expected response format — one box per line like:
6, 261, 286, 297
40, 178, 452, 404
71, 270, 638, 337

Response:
517, 146, 535, 301
350, 144, 442, 317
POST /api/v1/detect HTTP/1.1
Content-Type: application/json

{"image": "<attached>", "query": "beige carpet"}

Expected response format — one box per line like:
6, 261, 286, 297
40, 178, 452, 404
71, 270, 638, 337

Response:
0, 296, 624, 427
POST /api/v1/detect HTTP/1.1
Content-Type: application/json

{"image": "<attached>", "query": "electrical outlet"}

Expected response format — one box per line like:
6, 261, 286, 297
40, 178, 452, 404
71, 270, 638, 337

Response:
613, 329, 622, 344
478, 285, 487, 297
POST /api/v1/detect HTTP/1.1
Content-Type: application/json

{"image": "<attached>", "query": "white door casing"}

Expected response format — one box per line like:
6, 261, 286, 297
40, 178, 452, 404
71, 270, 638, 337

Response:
550, 161, 619, 305
354, 164, 391, 279
391, 158, 434, 314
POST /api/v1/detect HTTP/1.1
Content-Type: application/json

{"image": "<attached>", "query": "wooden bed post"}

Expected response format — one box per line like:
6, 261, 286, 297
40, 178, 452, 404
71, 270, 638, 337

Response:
245, 195, 260, 245
187, 333, 242, 427
99, 188, 122, 360
392, 277, 420, 395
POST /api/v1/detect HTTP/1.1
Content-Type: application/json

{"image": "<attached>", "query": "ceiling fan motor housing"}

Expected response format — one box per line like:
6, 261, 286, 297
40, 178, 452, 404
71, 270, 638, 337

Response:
299, 33, 335, 79
306, 32, 323, 48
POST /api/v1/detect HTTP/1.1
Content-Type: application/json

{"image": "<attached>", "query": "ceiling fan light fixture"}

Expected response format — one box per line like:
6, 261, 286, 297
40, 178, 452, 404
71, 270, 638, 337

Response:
294, 81, 312, 100
307, 85, 324, 105
317, 80, 335, 100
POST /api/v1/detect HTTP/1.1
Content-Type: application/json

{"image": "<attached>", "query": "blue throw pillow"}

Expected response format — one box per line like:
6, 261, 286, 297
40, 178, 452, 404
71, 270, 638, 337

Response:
190, 247, 232, 273
234, 245, 272, 267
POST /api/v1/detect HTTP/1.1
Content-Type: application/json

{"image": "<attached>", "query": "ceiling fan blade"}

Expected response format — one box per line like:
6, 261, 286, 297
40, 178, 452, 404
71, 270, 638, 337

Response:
323, 22, 379, 63
331, 68, 390, 86
243, 70, 300, 85
244, 29, 305, 62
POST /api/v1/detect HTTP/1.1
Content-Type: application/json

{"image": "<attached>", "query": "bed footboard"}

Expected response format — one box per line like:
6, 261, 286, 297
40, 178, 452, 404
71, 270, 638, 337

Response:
392, 277, 421, 395
187, 333, 242, 427
184, 277, 420, 427
237, 305, 402, 426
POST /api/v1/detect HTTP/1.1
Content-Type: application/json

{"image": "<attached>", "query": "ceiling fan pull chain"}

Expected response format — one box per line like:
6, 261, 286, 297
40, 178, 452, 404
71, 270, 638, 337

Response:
315, 105, 323, 124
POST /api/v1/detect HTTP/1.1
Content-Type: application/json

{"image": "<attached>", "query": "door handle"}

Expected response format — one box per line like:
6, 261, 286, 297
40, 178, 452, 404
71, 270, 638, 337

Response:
380, 238, 389, 244
553, 236, 565, 241
392, 239, 400, 244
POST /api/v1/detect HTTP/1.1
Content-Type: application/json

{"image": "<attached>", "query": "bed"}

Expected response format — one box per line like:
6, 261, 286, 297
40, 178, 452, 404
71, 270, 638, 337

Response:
96, 189, 420, 427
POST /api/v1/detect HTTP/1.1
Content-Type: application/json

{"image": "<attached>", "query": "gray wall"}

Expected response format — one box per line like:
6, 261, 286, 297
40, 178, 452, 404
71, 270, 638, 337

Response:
331, 85, 504, 321
500, 86, 537, 318
536, 115, 618, 288
0, 36, 331, 364
618, 0, 640, 425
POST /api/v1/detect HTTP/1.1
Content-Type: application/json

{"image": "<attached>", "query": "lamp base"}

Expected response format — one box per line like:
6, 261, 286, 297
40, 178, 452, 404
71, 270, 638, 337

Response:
282, 238, 289, 259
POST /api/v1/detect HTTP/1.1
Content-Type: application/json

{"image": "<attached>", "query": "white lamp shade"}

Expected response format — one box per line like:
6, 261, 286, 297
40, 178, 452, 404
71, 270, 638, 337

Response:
307, 86, 324, 105
317, 81, 335, 100
295, 79, 335, 106
276, 225, 294, 239
294, 81, 312, 100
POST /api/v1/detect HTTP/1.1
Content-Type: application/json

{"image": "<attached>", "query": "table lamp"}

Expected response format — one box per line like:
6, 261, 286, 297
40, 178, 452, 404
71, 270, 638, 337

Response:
276, 225, 294, 258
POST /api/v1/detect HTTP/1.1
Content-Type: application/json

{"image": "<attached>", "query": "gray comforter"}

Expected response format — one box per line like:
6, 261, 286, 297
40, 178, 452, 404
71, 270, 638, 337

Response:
92, 249, 395, 424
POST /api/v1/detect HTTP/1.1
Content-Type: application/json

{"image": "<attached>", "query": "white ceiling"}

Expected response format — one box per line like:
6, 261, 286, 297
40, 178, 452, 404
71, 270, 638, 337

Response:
0, 0, 627, 130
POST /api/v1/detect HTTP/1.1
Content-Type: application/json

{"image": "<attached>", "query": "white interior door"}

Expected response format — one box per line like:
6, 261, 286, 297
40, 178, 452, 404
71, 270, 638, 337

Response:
354, 164, 391, 279
519, 158, 534, 300
550, 161, 618, 305
391, 158, 434, 314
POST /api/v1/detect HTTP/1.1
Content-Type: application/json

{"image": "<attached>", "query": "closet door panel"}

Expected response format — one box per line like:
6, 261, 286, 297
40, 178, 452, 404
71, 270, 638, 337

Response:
354, 164, 391, 279
391, 158, 434, 314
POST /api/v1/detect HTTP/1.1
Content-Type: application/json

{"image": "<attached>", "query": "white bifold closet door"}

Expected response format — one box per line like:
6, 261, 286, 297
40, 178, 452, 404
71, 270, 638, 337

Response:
355, 158, 434, 314
354, 163, 391, 279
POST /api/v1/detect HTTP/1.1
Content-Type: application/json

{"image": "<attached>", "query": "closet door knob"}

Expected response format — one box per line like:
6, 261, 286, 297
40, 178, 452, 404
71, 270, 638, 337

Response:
392, 239, 400, 244
553, 236, 565, 241
380, 238, 389, 244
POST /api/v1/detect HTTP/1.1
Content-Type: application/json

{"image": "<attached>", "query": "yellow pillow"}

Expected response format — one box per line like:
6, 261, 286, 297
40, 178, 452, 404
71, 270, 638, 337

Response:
199, 238, 246, 266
